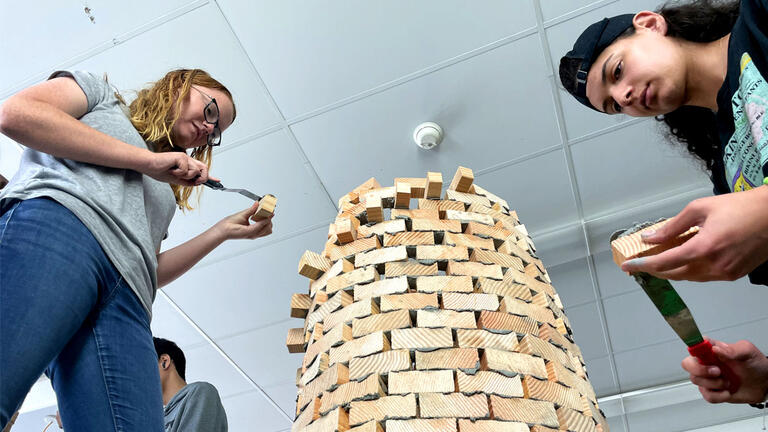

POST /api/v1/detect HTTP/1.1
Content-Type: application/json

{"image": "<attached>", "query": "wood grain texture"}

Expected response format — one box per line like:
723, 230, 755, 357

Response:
477, 310, 539, 336
444, 190, 491, 207
442, 292, 499, 312
327, 266, 380, 295
252, 194, 277, 219
475, 278, 532, 301
323, 299, 379, 332
391, 208, 440, 221
304, 324, 353, 369
384, 261, 439, 278
417, 199, 465, 212
457, 419, 529, 432
425, 171, 443, 199
419, 392, 489, 419
311, 258, 355, 296
470, 249, 524, 272
355, 246, 408, 268
464, 222, 513, 243
329, 236, 381, 261
416, 245, 470, 262
416, 309, 476, 329
387, 418, 457, 432
320, 373, 386, 415
415, 348, 480, 371
391, 327, 453, 351
557, 406, 597, 432
287, 327, 306, 353
412, 218, 463, 233
416, 275, 474, 293
395, 181, 411, 209
358, 219, 407, 238
329, 331, 390, 366
499, 297, 555, 325
349, 349, 411, 381
383, 231, 435, 247
348, 420, 383, 432
303, 406, 350, 432
298, 363, 349, 412
522, 376, 583, 412
291, 293, 312, 318
611, 219, 699, 267
353, 277, 409, 301
394, 177, 426, 199
455, 370, 523, 398
488, 395, 558, 428
455, 329, 519, 351
448, 166, 474, 193
299, 250, 333, 280
380, 292, 439, 312
443, 232, 495, 251
446, 261, 503, 280
444, 209, 495, 226
517, 334, 574, 372
352, 309, 412, 338
349, 394, 417, 427
471, 184, 510, 211
388, 369, 455, 394
481, 348, 547, 379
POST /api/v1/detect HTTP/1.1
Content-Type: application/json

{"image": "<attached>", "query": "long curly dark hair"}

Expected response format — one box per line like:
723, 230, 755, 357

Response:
560, 0, 739, 171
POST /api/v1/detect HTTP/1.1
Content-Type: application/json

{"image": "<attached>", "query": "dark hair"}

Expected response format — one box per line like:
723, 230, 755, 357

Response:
153, 337, 187, 381
560, 0, 739, 171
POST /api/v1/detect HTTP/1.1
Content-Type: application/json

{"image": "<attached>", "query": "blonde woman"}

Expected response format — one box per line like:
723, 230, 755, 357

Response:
0, 69, 272, 431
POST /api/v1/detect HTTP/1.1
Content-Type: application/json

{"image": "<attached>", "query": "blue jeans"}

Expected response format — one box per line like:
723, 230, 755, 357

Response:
0, 198, 164, 431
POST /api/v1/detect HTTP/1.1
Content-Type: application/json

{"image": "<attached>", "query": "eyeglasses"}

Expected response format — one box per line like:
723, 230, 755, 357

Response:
192, 86, 222, 146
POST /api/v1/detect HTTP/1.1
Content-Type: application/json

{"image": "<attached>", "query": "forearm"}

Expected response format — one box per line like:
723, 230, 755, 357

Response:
0, 96, 151, 171
157, 225, 227, 287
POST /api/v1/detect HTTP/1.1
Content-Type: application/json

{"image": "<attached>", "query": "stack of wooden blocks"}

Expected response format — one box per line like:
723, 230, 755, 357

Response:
286, 166, 609, 432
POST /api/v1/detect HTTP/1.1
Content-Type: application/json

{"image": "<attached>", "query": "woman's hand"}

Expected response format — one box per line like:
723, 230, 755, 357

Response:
139, 151, 211, 187
682, 338, 768, 404
621, 186, 768, 281
213, 202, 274, 241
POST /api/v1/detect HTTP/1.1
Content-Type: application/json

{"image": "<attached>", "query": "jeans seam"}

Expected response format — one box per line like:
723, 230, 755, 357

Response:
91, 325, 122, 432
98, 275, 125, 311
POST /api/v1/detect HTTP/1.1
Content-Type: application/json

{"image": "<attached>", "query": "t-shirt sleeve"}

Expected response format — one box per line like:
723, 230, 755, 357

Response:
173, 383, 228, 432
48, 70, 112, 114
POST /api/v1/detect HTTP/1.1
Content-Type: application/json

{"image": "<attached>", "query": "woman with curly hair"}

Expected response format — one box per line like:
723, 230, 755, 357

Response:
0, 69, 273, 430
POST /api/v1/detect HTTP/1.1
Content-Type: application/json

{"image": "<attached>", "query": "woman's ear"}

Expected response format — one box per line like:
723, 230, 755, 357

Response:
633, 10, 668, 35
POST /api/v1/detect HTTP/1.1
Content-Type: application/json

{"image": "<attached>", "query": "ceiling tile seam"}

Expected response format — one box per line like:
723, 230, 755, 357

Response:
189, 218, 334, 272
209, 1, 338, 213
158, 290, 293, 422
219, 388, 260, 401
0, 0, 210, 100
474, 144, 562, 177
280, 26, 538, 127
568, 117, 648, 146
210, 318, 294, 344
211, 123, 285, 156
534, 2, 627, 426
541, 0, 620, 29
563, 298, 602, 311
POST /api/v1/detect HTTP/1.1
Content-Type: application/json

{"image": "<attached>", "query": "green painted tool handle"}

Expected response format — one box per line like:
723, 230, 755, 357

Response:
688, 340, 741, 394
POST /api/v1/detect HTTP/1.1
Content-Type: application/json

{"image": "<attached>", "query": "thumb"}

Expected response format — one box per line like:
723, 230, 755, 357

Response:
641, 207, 702, 244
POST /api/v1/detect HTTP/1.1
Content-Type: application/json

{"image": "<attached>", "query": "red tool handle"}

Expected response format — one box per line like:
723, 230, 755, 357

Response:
688, 340, 741, 394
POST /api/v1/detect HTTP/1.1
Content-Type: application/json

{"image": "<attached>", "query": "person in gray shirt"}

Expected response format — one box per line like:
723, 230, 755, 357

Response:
0, 69, 273, 431
154, 338, 227, 432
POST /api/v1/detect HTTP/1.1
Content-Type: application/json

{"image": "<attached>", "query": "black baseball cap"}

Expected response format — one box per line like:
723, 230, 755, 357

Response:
562, 14, 635, 111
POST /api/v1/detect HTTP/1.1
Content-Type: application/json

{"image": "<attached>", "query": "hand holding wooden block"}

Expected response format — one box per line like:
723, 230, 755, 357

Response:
610, 219, 699, 268
251, 194, 277, 219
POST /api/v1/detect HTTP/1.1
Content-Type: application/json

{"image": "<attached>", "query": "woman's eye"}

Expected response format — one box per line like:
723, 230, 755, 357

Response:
614, 61, 622, 80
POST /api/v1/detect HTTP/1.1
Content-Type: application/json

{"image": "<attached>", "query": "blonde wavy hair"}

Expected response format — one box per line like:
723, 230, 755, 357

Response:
127, 69, 236, 210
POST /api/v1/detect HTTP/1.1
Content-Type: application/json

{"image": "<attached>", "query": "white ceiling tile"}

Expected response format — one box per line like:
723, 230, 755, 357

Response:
151, 294, 205, 351
585, 355, 619, 397
163, 129, 336, 263
183, 343, 254, 399
533, 222, 589, 268
217, 0, 537, 117
70, 4, 282, 144
677, 279, 768, 337
0, 135, 23, 180
605, 416, 628, 432
571, 120, 711, 220
613, 338, 688, 392
0, 0, 197, 95
603, 290, 680, 353
163, 227, 328, 339
10, 406, 58, 432
221, 390, 292, 432
289, 35, 560, 203
262, 381, 299, 420
567, 301, 609, 360
627, 397, 756, 432
216, 320, 302, 389
541, 0, 602, 22
547, 257, 597, 308
594, 250, 638, 298
707, 318, 768, 355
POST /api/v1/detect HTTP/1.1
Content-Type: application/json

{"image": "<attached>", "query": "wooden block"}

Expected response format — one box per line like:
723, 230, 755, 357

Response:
395, 182, 411, 209
477, 311, 538, 335
298, 363, 349, 412
329, 236, 381, 261
443, 232, 495, 251
323, 299, 379, 332
412, 218, 462, 233
384, 231, 435, 247
481, 349, 547, 379
444, 190, 490, 207
415, 348, 479, 371
293, 397, 321, 432
302, 353, 330, 386
420, 392, 489, 419
416, 275, 473, 293
365, 194, 384, 223
557, 407, 597, 432
470, 249, 524, 272
504, 268, 555, 297
362, 187, 396, 206
335, 216, 361, 245
391, 208, 440, 220
349, 349, 411, 381
500, 297, 555, 325
320, 373, 386, 415
425, 172, 443, 199
306, 291, 354, 331
354, 276, 409, 301
358, 219, 406, 238
337, 191, 360, 209
387, 418, 457, 432
355, 246, 408, 268
488, 395, 558, 428
391, 327, 453, 351
417, 199, 465, 213
304, 324, 354, 369
351, 177, 382, 196
517, 334, 574, 371
349, 421, 383, 432
416, 309, 476, 329
329, 331, 390, 366
342, 201, 368, 219
522, 376, 583, 412
388, 369, 454, 394
448, 166, 474, 193
497, 237, 535, 266
311, 258, 355, 296
380, 292, 439, 312
444, 209, 495, 226
475, 278, 531, 301
300, 250, 333, 280
327, 266, 380, 294
464, 222, 513, 243
303, 406, 350, 432
471, 184, 510, 211
456, 329, 519, 351
287, 327, 306, 354
456, 370, 523, 398
446, 261, 503, 280
252, 194, 277, 219
457, 419, 529, 432
545, 361, 596, 404
539, 324, 582, 361
353, 309, 412, 338
349, 394, 417, 427
394, 177, 426, 199
384, 260, 439, 277
442, 292, 499, 312
611, 219, 699, 267
416, 245, 469, 262
291, 293, 312, 318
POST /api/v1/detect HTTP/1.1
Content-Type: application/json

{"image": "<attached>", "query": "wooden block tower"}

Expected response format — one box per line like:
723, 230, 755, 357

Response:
286, 166, 609, 432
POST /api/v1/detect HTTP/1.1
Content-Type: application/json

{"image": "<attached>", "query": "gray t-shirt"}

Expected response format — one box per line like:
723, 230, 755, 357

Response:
0, 70, 176, 318
164, 382, 228, 432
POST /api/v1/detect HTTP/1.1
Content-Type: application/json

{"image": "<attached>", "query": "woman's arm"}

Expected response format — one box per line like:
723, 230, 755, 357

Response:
0, 76, 208, 186
156, 202, 273, 287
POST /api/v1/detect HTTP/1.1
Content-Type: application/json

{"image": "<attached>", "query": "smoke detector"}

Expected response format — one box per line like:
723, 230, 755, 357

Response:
413, 122, 443, 150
